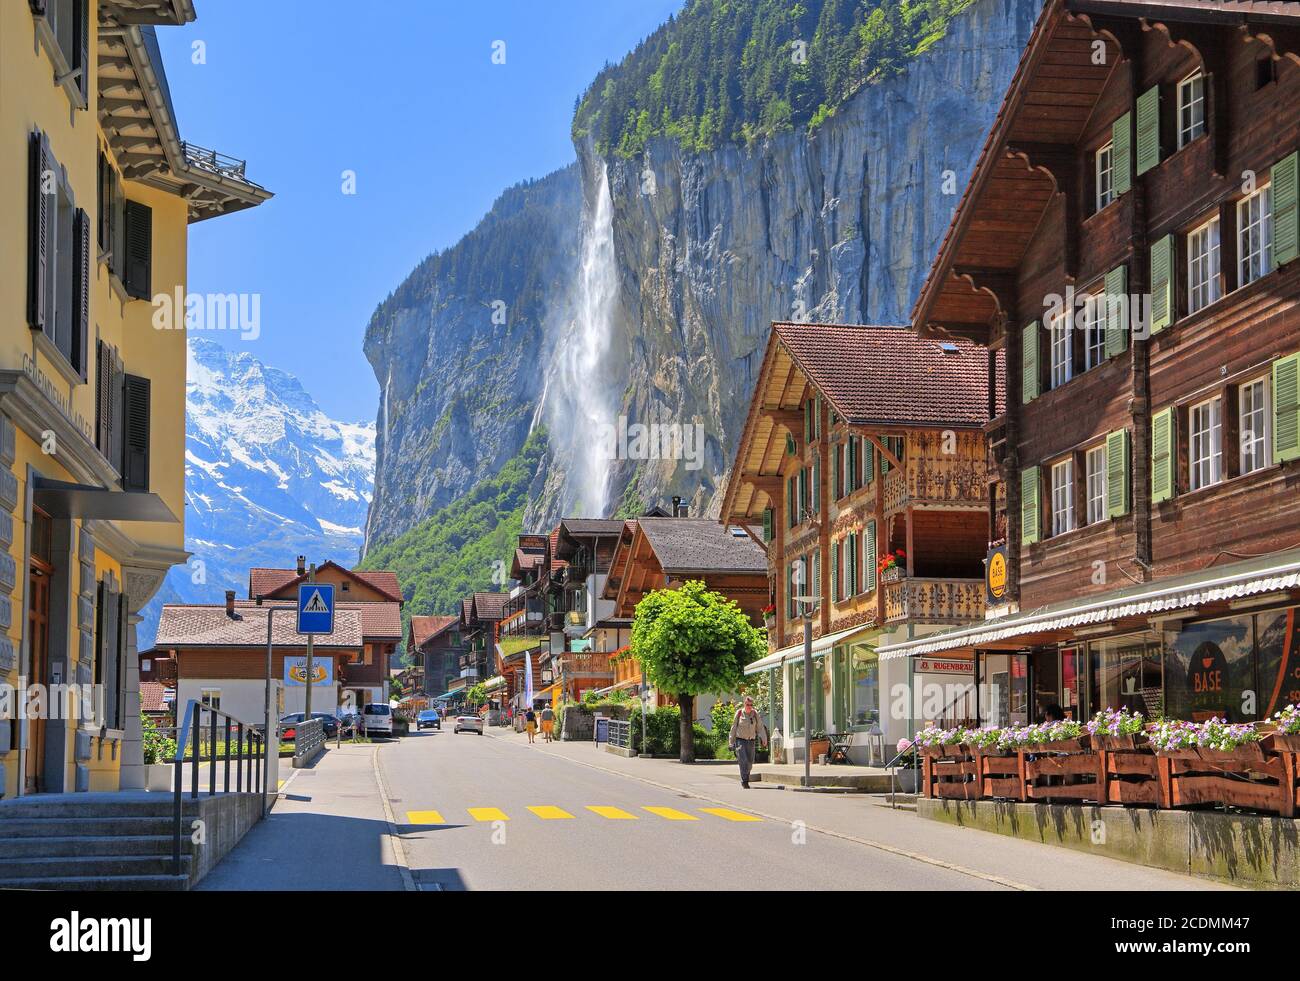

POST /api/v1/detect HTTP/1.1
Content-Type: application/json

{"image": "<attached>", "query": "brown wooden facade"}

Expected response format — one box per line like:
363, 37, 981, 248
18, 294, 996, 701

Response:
914, 0, 1300, 613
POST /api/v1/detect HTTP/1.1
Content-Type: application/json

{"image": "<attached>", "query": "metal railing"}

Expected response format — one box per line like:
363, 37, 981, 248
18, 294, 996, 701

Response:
608, 719, 631, 750
293, 718, 325, 768
180, 141, 248, 181
171, 699, 267, 876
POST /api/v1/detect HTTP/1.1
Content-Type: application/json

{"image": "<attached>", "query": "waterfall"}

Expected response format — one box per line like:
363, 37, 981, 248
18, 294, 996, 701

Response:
542, 161, 618, 517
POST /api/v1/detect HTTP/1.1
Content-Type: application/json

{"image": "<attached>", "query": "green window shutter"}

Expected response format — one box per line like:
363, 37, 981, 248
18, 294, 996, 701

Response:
865, 521, 877, 593
847, 438, 857, 491
1105, 429, 1131, 517
787, 476, 796, 527
798, 468, 808, 518
762, 508, 773, 543
1272, 151, 1299, 268
812, 457, 821, 511
831, 542, 840, 601
847, 533, 857, 595
1022, 321, 1040, 403
1021, 466, 1041, 546
1104, 266, 1129, 357
863, 439, 874, 484
1135, 86, 1160, 176
834, 444, 843, 498
1112, 111, 1132, 196
1273, 352, 1300, 463
1151, 407, 1175, 503
1150, 235, 1173, 333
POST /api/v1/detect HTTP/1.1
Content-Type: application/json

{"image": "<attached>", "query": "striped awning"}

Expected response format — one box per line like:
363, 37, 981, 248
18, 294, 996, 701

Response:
744, 624, 873, 675
877, 548, 1300, 661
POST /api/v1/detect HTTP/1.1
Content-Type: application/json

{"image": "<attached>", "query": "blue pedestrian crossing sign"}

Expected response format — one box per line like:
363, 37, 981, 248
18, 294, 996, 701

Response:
297, 583, 335, 635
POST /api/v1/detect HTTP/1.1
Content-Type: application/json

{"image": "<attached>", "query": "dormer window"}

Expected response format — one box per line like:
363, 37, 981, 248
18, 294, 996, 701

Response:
1095, 142, 1116, 211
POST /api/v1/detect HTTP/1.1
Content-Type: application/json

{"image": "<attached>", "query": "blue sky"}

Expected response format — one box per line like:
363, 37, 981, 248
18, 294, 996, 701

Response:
158, 0, 681, 421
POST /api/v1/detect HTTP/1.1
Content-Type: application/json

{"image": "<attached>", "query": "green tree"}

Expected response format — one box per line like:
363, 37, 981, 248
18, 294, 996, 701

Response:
465, 683, 488, 708
630, 580, 767, 762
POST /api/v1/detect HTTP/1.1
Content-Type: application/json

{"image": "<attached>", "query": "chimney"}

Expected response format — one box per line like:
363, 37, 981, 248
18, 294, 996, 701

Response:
224, 590, 236, 618
296, 555, 306, 575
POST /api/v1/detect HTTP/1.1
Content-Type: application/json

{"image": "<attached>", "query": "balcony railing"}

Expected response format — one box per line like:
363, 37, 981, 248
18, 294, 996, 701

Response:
882, 576, 984, 624
556, 652, 613, 677
180, 141, 250, 182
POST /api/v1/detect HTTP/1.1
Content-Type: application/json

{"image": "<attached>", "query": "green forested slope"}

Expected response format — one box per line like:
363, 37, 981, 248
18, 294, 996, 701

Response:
572, 0, 977, 156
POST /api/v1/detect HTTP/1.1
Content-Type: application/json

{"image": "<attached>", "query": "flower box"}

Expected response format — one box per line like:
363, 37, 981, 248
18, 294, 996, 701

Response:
1262, 731, 1300, 753
1027, 734, 1092, 753
1093, 733, 1146, 752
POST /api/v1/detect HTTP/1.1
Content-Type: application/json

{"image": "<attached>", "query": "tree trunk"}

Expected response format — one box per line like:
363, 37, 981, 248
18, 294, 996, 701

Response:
679, 693, 694, 763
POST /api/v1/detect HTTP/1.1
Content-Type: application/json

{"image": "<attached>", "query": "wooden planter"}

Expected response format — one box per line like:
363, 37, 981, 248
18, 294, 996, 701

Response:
1023, 737, 1101, 803
808, 738, 831, 763
1099, 748, 1167, 807
975, 750, 1024, 800
920, 745, 976, 799
1262, 731, 1300, 753
1093, 733, 1147, 752
1162, 742, 1294, 815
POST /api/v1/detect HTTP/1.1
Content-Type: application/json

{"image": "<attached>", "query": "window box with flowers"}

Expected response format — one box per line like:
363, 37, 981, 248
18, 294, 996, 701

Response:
761, 602, 776, 632
878, 549, 906, 583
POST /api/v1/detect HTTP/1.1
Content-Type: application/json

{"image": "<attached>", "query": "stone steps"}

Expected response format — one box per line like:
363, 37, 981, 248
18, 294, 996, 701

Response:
0, 873, 189, 891
0, 853, 192, 881
0, 834, 176, 858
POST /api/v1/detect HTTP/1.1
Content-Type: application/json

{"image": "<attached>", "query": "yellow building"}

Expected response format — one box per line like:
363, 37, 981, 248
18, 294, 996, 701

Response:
0, 1, 269, 797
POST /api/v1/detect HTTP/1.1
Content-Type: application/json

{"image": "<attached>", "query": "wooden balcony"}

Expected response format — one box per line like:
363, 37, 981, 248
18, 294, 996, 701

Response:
881, 431, 988, 517
882, 576, 984, 625
556, 652, 613, 678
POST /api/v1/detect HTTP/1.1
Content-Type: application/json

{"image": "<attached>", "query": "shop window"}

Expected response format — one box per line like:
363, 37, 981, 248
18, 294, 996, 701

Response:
1089, 634, 1163, 718
790, 657, 826, 736
834, 643, 879, 731
1164, 616, 1256, 722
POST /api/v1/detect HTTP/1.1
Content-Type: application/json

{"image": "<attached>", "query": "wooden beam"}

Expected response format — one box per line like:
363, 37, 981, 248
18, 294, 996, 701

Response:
862, 434, 903, 471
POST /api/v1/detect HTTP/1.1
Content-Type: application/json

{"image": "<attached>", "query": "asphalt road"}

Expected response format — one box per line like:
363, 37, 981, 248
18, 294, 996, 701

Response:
376, 726, 1226, 892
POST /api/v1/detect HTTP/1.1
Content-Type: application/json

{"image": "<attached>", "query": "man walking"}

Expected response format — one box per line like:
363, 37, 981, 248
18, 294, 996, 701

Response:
540, 704, 556, 742
728, 696, 768, 789
524, 707, 538, 744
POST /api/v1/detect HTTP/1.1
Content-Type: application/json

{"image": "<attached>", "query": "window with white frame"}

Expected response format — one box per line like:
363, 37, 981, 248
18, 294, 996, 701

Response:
1238, 183, 1273, 286
1239, 377, 1269, 475
1189, 397, 1223, 490
1081, 291, 1105, 369
1096, 142, 1115, 211
1177, 72, 1206, 148
1051, 458, 1075, 536
1187, 215, 1221, 314
1085, 445, 1107, 525
1050, 313, 1072, 389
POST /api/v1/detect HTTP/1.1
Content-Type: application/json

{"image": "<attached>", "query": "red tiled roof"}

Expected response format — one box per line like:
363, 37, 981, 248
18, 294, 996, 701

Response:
157, 605, 364, 648
224, 599, 402, 640
410, 614, 458, 648
247, 562, 403, 603
140, 681, 170, 714
771, 322, 1005, 427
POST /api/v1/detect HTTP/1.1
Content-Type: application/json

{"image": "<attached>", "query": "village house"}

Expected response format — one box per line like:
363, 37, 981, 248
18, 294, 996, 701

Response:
246, 561, 403, 712
155, 592, 363, 725
721, 322, 1001, 761
878, 0, 1300, 730
0, 0, 268, 797
407, 614, 461, 698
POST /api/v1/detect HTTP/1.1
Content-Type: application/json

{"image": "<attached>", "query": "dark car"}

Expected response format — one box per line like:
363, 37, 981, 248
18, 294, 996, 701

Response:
278, 712, 339, 740
417, 709, 442, 730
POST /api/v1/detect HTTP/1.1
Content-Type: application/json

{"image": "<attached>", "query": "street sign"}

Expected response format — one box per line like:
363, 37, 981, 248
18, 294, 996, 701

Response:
297, 583, 335, 635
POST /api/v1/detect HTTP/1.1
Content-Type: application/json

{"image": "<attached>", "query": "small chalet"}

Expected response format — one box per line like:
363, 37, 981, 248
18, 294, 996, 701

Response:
407, 615, 463, 698
721, 321, 1001, 760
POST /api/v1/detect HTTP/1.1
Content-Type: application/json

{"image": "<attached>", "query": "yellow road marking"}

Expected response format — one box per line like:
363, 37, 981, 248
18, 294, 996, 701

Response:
642, 806, 698, 821
586, 806, 637, 820
527, 805, 575, 820
468, 807, 509, 822
277, 780, 285, 789
701, 807, 762, 822
405, 810, 446, 825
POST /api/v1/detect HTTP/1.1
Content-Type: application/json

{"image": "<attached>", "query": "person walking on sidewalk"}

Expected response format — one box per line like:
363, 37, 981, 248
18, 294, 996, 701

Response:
540, 704, 556, 742
728, 696, 768, 789
524, 707, 538, 744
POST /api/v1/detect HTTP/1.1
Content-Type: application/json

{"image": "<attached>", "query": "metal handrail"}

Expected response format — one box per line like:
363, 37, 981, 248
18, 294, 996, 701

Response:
171, 699, 266, 876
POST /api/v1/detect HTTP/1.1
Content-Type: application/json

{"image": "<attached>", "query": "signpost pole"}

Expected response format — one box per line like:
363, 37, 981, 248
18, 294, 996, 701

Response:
304, 563, 316, 719
263, 604, 277, 816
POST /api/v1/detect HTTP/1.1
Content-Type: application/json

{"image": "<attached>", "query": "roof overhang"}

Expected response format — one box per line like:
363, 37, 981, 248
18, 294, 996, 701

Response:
744, 625, 875, 674
33, 476, 177, 522
877, 548, 1300, 660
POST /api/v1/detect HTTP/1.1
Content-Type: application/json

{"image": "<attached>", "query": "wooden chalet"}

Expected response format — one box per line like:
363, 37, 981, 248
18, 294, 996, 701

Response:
407, 615, 462, 699
721, 322, 1001, 758
880, 0, 1300, 730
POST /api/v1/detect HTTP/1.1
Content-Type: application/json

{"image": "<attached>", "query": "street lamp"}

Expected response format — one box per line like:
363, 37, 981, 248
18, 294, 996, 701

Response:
792, 593, 819, 788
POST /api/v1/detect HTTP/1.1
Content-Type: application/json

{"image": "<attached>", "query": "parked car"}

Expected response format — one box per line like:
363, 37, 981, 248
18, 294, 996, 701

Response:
362, 703, 395, 737
416, 709, 442, 730
278, 712, 339, 740
454, 714, 484, 735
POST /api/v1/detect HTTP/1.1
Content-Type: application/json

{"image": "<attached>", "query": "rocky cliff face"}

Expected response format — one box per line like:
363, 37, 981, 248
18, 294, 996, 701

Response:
365, 0, 1041, 551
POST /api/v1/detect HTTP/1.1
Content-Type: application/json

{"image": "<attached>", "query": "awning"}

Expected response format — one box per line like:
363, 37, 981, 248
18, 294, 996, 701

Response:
743, 624, 873, 675
877, 548, 1300, 661
433, 690, 460, 701
33, 476, 177, 522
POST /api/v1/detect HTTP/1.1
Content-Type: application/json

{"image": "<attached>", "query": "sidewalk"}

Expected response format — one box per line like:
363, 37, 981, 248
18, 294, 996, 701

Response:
196, 742, 408, 891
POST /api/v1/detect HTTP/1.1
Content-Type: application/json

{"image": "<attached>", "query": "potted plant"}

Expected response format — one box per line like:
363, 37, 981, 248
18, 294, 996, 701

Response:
913, 725, 967, 759
1087, 707, 1147, 750
1021, 718, 1089, 752
893, 738, 920, 793
142, 715, 177, 792
1262, 703, 1300, 752
878, 549, 907, 583
761, 602, 776, 632
808, 729, 831, 764
1193, 717, 1265, 762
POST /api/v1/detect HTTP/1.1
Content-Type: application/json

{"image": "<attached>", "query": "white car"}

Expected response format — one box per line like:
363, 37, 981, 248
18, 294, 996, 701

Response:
454, 714, 484, 735
362, 703, 394, 737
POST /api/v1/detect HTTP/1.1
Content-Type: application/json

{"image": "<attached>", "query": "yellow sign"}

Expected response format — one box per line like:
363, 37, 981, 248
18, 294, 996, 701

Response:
986, 547, 1008, 602
285, 657, 332, 686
